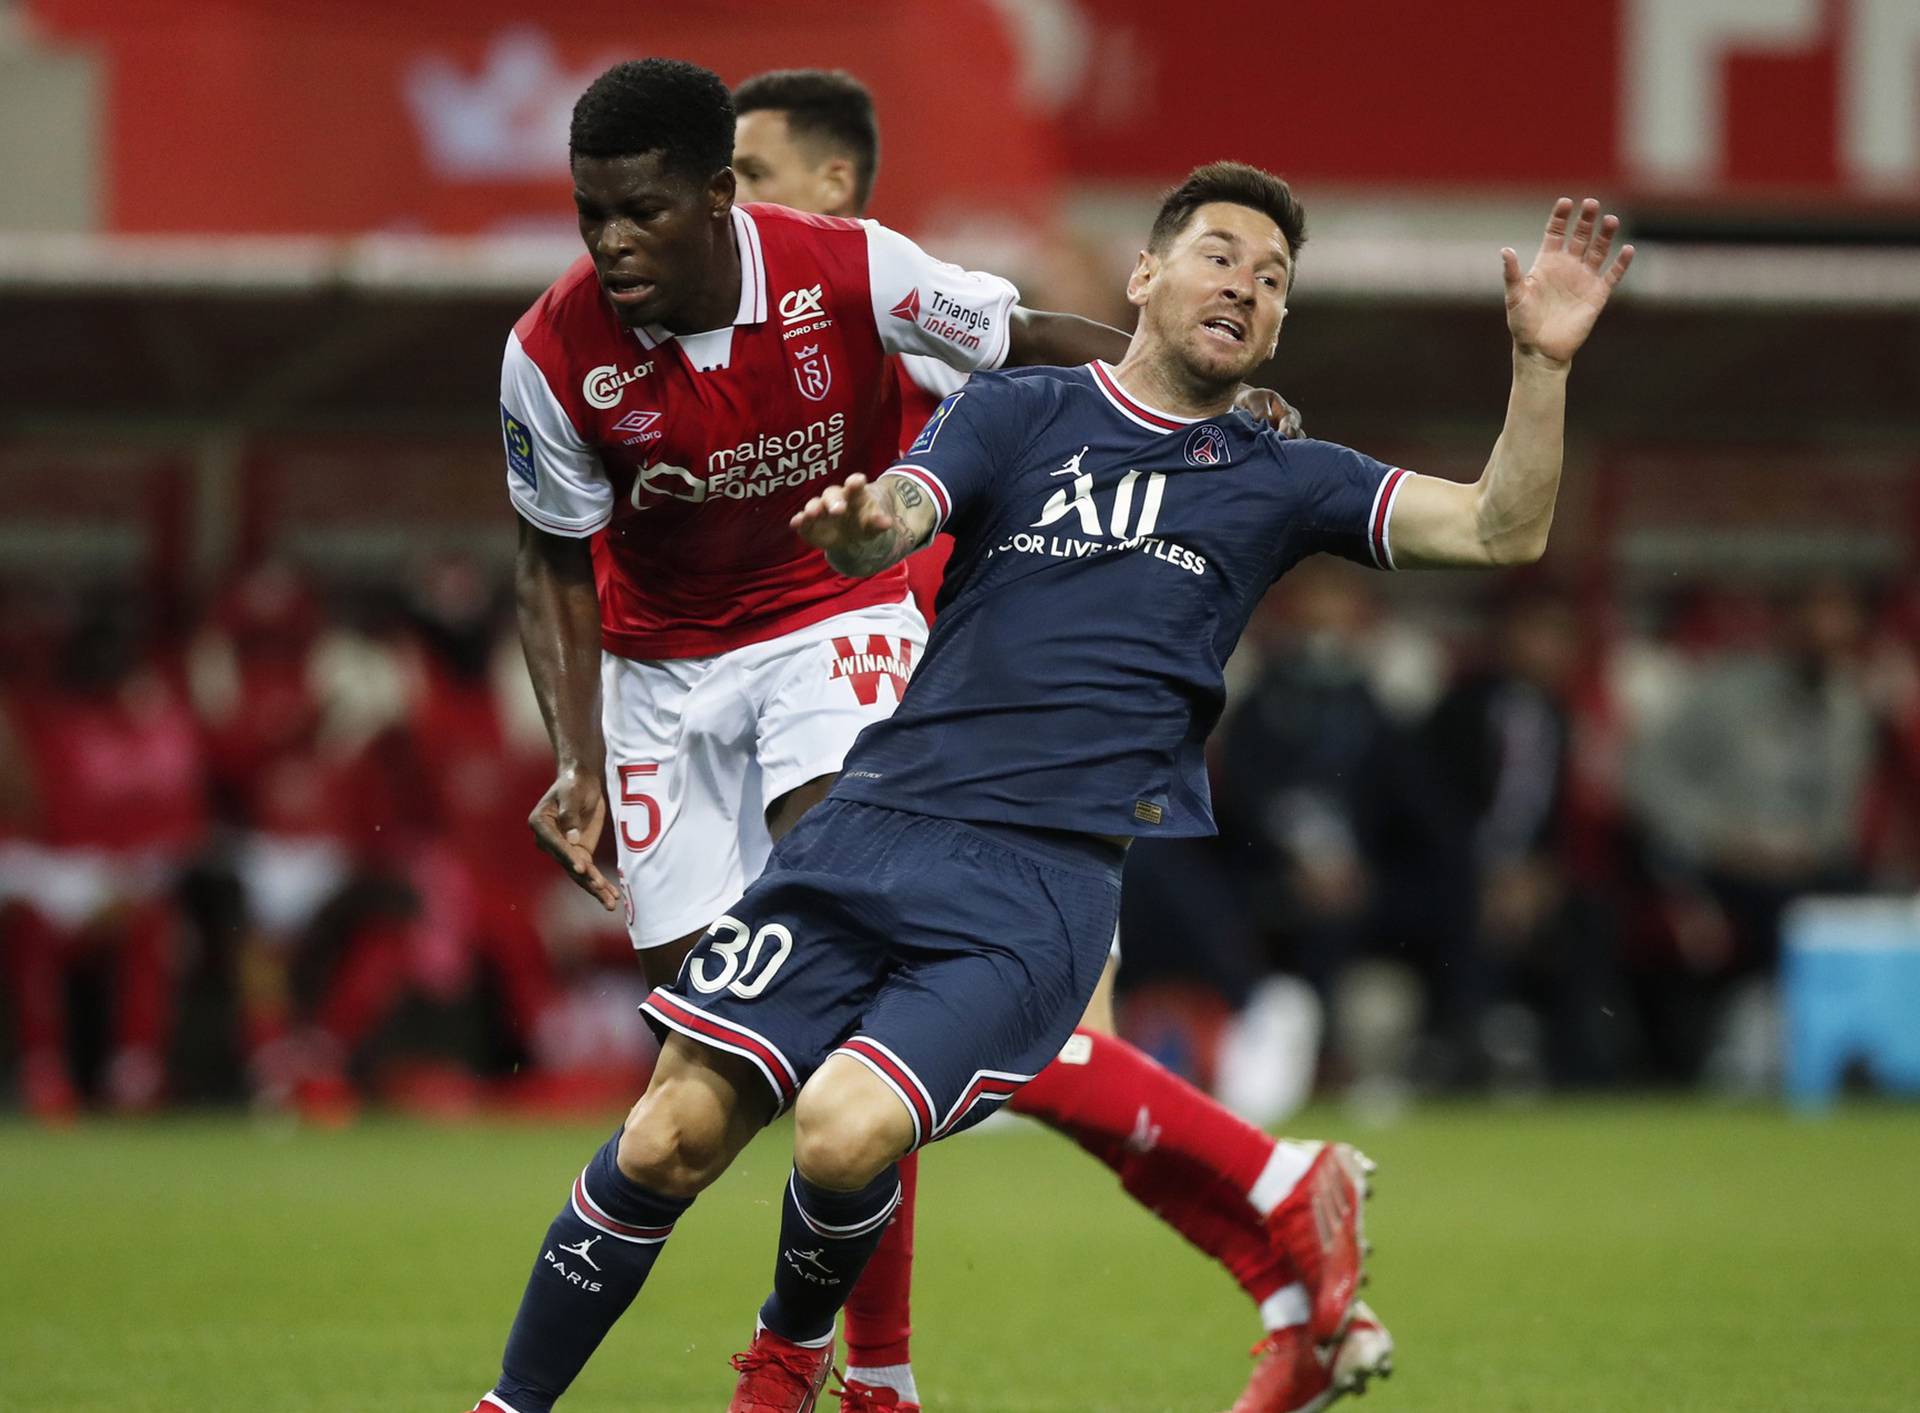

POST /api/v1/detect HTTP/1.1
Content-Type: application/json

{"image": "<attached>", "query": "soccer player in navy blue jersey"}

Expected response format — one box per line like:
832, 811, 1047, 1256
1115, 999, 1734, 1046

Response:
466, 165, 1630, 1413
734, 75, 1373, 1413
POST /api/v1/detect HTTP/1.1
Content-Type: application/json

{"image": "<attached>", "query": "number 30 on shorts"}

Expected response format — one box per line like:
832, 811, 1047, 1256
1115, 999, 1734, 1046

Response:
687, 915, 793, 999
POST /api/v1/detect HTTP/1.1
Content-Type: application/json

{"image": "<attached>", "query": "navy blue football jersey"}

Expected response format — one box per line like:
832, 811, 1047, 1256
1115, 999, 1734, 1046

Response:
830, 361, 1416, 837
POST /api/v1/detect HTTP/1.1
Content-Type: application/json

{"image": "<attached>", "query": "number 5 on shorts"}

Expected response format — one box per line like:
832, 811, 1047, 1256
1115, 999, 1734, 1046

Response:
618, 763, 662, 851
689, 915, 793, 999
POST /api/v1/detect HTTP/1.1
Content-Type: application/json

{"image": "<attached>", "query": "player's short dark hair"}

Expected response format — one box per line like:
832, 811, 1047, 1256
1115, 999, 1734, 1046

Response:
732, 69, 880, 209
1148, 161, 1308, 279
570, 59, 735, 183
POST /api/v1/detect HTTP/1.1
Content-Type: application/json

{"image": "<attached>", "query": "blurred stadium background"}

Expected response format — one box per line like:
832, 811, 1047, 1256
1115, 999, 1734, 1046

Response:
1, 2, 1918, 1409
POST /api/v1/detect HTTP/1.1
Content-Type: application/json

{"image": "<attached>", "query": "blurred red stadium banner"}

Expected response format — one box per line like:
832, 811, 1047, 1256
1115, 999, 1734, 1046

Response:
22, 0, 1067, 235
1057, 0, 1920, 200
23, 0, 1920, 235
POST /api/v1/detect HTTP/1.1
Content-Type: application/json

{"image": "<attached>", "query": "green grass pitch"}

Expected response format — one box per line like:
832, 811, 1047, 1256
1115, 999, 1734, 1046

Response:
3, 1101, 1915, 1412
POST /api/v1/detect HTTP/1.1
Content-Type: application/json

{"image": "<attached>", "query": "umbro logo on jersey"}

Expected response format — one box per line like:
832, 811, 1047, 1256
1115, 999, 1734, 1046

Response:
612, 410, 664, 445
888, 289, 922, 322
779, 284, 827, 324
583, 360, 653, 410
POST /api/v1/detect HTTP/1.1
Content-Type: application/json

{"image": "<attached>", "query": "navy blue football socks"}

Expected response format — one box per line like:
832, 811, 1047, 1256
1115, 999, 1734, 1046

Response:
491, 1130, 692, 1413
759, 1165, 904, 1347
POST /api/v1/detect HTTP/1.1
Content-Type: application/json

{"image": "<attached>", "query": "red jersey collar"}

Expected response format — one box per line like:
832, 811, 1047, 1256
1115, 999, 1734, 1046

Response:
634, 206, 769, 350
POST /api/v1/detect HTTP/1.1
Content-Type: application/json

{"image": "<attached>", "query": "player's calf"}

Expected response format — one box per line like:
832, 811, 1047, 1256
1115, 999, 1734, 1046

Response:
477, 1128, 695, 1413
759, 1163, 904, 1347
838, 1150, 920, 1406
743, 1057, 915, 1397
468, 1038, 773, 1412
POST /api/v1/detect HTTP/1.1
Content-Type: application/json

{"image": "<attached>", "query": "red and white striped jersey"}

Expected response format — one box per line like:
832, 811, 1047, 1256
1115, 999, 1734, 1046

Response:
501, 202, 1018, 660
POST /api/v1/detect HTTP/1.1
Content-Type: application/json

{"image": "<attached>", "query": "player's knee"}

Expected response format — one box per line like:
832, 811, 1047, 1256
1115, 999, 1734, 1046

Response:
791, 1067, 915, 1191
616, 1086, 733, 1197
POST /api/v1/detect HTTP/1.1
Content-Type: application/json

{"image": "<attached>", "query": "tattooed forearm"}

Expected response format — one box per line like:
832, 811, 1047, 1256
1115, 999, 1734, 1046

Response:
823, 477, 929, 579
826, 521, 919, 578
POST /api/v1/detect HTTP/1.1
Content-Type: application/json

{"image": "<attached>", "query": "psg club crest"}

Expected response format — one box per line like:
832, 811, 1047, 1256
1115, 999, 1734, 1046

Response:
792, 343, 833, 402
1185, 423, 1229, 467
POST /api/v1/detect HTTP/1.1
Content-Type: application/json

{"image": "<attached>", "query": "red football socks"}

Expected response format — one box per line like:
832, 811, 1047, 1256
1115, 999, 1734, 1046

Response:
839, 1032, 1308, 1359
1009, 1029, 1291, 1301
841, 1147, 917, 1368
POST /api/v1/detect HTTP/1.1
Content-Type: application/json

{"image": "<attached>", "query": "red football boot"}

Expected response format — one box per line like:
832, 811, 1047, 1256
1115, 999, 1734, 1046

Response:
1264, 1143, 1374, 1343
728, 1328, 835, 1413
833, 1375, 921, 1412
1224, 1300, 1394, 1413
464, 1396, 521, 1413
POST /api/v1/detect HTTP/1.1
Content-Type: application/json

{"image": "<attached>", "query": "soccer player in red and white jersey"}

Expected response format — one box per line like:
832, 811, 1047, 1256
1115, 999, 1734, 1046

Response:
477, 57, 1329, 1413
505, 57, 1130, 974
730, 70, 1384, 1413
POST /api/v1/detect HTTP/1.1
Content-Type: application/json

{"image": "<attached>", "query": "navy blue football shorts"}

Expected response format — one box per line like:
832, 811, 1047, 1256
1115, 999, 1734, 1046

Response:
641, 799, 1122, 1148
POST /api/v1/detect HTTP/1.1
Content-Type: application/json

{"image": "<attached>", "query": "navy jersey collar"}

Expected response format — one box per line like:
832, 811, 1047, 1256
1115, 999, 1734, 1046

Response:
1087, 360, 1205, 432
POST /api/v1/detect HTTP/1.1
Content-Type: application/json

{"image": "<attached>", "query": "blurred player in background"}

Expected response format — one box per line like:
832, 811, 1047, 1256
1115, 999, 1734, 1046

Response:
468, 158, 1631, 1413
0, 595, 203, 1116
732, 68, 1376, 1413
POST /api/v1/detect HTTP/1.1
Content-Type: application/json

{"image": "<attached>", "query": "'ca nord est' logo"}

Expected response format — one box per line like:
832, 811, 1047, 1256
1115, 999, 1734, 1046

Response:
779, 284, 826, 324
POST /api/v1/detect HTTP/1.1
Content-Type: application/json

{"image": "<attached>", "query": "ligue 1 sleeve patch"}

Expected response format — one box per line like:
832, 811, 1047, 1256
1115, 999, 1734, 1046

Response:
909, 391, 964, 456
502, 405, 538, 489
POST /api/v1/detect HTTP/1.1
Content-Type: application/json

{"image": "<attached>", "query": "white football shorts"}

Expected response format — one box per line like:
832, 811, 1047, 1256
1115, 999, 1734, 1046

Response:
600, 597, 927, 949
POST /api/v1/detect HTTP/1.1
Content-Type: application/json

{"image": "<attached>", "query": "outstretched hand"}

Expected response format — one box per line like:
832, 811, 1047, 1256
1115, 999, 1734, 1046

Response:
1503, 197, 1634, 367
790, 473, 897, 552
